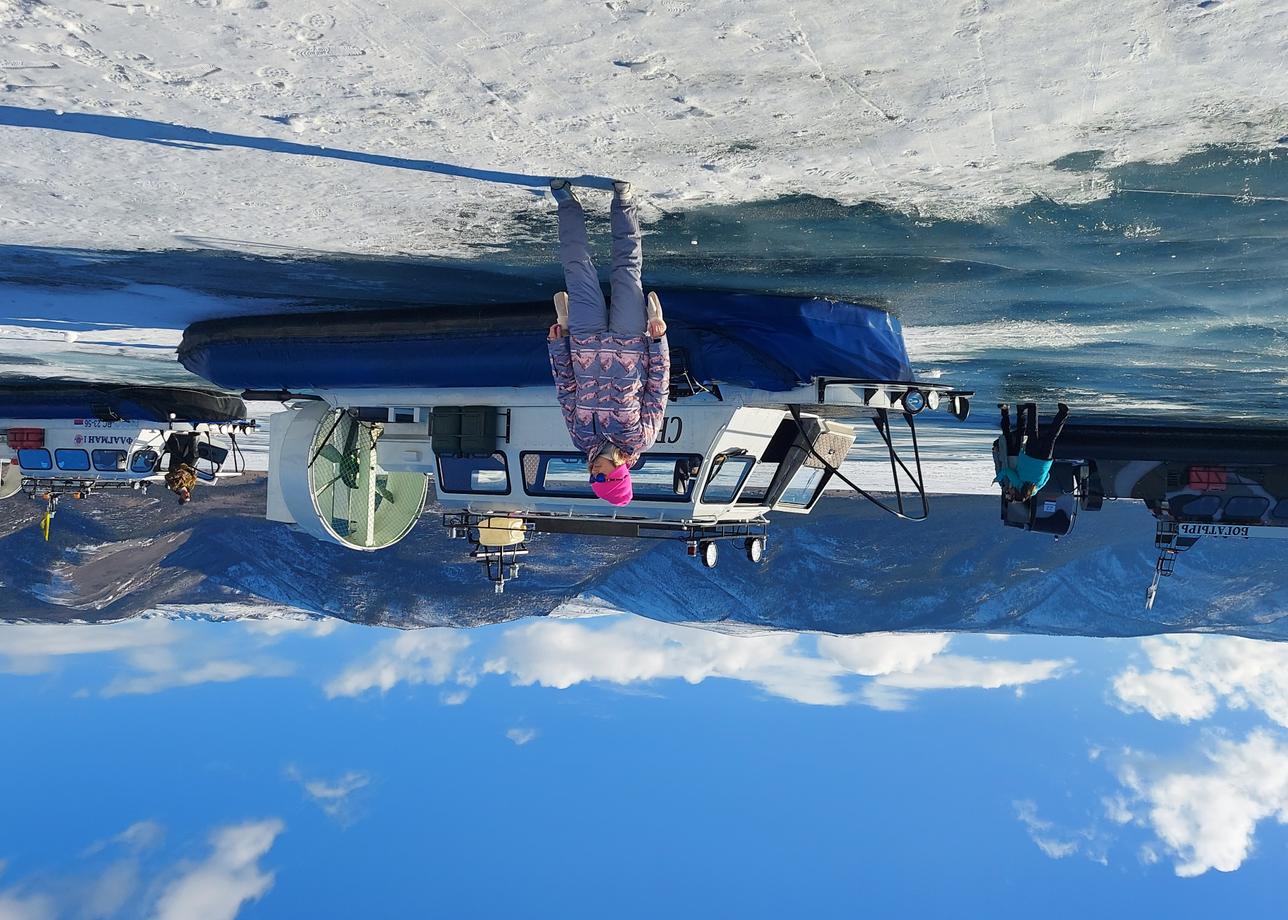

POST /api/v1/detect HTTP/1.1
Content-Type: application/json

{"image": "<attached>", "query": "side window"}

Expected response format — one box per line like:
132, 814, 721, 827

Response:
437, 452, 510, 494
1223, 496, 1269, 520
130, 450, 160, 474
18, 449, 51, 471
92, 450, 127, 472
55, 449, 90, 471
778, 466, 828, 507
1274, 499, 1288, 521
522, 452, 703, 501
701, 452, 755, 504
1176, 495, 1221, 518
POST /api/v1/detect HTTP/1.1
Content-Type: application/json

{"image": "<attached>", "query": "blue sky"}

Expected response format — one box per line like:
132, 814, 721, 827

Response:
2, 615, 1287, 918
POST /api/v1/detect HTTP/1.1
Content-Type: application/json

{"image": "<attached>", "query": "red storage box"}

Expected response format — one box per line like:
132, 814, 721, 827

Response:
6, 428, 45, 450
1187, 467, 1228, 492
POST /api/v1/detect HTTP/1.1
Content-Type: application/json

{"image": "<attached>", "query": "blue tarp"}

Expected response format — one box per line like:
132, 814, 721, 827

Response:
0, 384, 247, 423
178, 292, 912, 391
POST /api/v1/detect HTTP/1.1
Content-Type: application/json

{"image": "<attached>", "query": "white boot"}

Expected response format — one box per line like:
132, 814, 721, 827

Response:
553, 291, 570, 336
646, 291, 666, 337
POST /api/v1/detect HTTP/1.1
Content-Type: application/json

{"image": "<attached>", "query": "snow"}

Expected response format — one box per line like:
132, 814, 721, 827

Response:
2, 0, 1286, 257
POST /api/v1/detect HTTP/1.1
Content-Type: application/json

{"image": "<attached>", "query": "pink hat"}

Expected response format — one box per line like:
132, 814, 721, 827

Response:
591, 466, 633, 506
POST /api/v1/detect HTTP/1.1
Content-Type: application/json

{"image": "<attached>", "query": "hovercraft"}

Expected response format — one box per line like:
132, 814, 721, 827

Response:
178, 293, 972, 592
0, 382, 255, 538
998, 420, 1288, 608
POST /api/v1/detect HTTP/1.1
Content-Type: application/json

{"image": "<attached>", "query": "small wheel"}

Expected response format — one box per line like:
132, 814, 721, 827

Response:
745, 537, 765, 564
699, 540, 718, 569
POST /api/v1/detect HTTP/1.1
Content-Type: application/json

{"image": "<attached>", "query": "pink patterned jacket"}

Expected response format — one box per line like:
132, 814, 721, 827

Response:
547, 333, 671, 460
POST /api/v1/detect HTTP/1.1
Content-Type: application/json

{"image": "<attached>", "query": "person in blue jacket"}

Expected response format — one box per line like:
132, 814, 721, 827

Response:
995, 402, 1070, 498
994, 403, 1025, 499
1014, 402, 1070, 499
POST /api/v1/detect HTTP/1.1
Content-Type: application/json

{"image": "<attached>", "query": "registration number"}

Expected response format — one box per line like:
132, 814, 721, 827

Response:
1178, 523, 1288, 540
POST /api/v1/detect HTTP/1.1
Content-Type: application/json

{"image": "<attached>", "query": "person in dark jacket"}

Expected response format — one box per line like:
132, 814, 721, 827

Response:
546, 178, 670, 507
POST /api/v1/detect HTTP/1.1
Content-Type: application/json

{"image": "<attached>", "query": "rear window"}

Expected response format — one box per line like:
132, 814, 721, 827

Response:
55, 449, 90, 471
18, 448, 51, 470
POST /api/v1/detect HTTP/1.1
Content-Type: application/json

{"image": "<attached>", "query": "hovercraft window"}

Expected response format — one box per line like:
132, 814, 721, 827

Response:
17, 448, 51, 471
777, 466, 829, 509
130, 450, 160, 474
1174, 494, 1221, 518
55, 449, 90, 471
92, 450, 127, 472
701, 451, 755, 504
1223, 496, 1269, 521
522, 452, 703, 502
437, 452, 510, 494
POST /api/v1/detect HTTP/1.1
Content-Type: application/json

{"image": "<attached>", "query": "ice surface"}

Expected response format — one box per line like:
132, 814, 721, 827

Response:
1, 1, 1286, 256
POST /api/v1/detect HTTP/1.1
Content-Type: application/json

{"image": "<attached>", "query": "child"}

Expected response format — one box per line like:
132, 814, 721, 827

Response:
546, 179, 670, 507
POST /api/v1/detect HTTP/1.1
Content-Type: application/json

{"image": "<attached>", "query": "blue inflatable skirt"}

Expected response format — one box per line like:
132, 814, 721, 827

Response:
178, 291, 913, 392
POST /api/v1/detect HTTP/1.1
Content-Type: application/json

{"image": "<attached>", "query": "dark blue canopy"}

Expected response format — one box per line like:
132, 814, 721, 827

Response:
0, 383, 247, 424
178, 291, 912, 391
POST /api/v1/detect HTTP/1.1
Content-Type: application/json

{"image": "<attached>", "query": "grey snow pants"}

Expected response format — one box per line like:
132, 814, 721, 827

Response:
557, 195, 646, 337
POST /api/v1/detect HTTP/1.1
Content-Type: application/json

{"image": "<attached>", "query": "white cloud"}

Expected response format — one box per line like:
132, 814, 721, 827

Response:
506, 728, 537, 746
114, 821, 165, 853
286, 768, 370, 823
0, 892, 54, 920
871, 654, 1070, 691
104, 661, 292, 697
484, 619, 851, 706
0, 622, 175, 675
1112, 636, 1288, 728
82, 861, 138, 920
325, 631, 470, 699
816, 633, 950, 676
1014, 800, 1081, 859
85, 820, 165, 856
239, 617, 341, 638
483, 620, 1070, 708
1119, 730, 1288, 877
0, 619, 320, 697
822, 634, 1070, 702
1113, 669, 1216, 723
440, 690, 470, 706
151, 819, 284, 920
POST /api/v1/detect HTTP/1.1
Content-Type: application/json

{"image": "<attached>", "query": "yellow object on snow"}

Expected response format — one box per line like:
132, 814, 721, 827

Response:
477, 517, 526, 547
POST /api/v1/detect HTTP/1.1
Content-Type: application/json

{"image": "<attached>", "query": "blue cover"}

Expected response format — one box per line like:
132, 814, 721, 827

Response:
0, 384, 247, 423
178, 292, 912, 391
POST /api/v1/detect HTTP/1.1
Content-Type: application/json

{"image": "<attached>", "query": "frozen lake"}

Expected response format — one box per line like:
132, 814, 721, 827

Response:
4, 145, 1286, 422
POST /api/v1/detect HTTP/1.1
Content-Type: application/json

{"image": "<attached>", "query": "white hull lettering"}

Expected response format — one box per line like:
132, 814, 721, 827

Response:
1178, 522, 1288, 540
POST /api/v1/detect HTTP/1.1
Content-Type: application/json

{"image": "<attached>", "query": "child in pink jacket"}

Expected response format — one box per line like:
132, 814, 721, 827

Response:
546, 179, 669, 507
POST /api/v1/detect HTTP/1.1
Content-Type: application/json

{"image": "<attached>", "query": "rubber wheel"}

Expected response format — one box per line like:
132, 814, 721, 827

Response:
745, 537, 765, 564
700, 540, 718, 569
